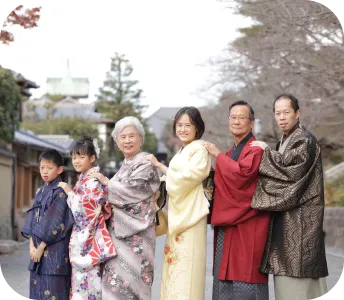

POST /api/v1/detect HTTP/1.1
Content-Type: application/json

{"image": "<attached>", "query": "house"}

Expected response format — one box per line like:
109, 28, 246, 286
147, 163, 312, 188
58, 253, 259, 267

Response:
23, 95, 115, 151
0, 70, 39, 241
146, 107, 182, 161
3, 130, 74, 241
0, 147, 16, 240
11, 70, 39, 98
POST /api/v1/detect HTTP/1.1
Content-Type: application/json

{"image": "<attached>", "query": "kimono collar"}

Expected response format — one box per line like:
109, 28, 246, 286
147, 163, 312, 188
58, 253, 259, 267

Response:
80, 166, 99, 180
281, 120, 300, 144
230, 131, 253, 162
47, 176, 62, 190
179, 139, 208, 153
124, 152, 145, 165
123, 159, 132, 165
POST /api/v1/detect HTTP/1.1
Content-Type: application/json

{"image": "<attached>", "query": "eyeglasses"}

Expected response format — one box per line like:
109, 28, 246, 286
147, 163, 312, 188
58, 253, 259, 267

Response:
228, 116, 251, 122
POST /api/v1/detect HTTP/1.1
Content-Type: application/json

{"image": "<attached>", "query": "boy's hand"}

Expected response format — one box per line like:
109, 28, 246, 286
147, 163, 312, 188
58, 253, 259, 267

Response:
58, 182, 72, 194
29, 243, 36, 255
32, 245, 45, 262
29, 246, 37, 260
29, 237, 36, 259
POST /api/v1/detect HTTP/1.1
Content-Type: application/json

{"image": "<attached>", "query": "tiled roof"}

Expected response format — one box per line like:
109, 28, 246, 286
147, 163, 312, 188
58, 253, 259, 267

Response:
14, 130, 70, 154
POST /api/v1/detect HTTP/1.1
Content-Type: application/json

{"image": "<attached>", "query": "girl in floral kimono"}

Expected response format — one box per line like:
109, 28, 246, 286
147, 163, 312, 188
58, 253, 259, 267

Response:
58, 136, 116, 300
145, 107, 211, 300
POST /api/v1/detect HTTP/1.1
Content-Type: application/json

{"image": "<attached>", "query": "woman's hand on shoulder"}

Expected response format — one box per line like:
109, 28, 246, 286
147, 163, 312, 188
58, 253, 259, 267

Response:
58, 182, 72, 194
90, 172, 109, 186
143, 154, 159, 167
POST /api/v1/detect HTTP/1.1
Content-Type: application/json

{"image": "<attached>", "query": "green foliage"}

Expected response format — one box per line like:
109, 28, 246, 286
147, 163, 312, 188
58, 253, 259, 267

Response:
324, 175, 344, 206
21, 117, 99, 140
142, 123, 157, 154
339, 196, 344, 207
44, 93, 65, 102
96, 52, 157, 162
0, 66, 21, 144
96, 52, 146, 120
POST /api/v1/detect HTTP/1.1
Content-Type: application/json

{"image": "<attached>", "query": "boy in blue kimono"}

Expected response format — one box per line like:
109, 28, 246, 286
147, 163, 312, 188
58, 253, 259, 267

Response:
21, 149, 74, 300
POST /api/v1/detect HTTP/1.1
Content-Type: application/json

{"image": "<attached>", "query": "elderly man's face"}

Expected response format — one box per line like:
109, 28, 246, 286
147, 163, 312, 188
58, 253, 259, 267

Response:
229, 105, 254, 140
116, 125, 142, 159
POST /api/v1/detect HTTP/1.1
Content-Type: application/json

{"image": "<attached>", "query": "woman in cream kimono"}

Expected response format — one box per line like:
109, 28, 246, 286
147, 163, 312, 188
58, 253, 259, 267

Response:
145, 106, 211, 300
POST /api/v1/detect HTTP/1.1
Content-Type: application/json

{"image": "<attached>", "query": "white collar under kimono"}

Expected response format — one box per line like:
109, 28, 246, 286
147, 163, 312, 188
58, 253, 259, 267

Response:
123, 152, 143, 165
123, 159, 132, 165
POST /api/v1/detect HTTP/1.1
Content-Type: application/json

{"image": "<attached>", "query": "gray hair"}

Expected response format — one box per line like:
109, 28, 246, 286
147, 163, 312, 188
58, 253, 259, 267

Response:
111, 116, 145, 144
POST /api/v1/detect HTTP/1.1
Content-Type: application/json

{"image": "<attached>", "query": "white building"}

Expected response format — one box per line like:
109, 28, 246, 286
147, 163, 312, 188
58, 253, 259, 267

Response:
46, 60, 89, 99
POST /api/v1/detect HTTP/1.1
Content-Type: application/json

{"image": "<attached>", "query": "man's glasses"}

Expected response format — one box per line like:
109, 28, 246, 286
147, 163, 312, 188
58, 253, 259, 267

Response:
228, 116, 251, 122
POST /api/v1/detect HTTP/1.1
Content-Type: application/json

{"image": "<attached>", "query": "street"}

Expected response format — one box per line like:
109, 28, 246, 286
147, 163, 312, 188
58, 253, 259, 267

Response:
1, 226, 343, 300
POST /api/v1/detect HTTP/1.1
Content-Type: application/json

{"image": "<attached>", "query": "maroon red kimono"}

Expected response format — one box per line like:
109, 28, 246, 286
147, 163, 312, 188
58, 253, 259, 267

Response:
211, 135, 270, 284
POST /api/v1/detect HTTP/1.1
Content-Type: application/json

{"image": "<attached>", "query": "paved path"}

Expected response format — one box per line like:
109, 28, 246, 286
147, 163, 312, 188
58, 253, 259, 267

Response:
1, 226, 343, 299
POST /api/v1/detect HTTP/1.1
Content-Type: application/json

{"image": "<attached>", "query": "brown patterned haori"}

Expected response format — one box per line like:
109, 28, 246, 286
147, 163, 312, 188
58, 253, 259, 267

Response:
252, 126, 328, 279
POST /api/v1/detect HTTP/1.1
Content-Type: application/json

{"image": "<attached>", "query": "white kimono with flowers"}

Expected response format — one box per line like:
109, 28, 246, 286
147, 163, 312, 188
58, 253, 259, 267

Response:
160, 140, 211, 300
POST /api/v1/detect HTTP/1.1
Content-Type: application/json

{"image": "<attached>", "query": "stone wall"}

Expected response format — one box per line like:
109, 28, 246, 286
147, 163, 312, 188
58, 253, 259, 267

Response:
0, 216, 13, 240
324, 207, 344, 257
0, 153, 14, 240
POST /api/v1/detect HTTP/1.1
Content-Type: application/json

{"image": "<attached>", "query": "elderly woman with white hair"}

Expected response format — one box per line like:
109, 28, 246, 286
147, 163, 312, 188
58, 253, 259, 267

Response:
92, 116, 160, 300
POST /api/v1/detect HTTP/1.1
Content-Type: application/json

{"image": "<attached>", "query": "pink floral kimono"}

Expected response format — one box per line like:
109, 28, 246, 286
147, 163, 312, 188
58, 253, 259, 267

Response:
67, 167, 116, 300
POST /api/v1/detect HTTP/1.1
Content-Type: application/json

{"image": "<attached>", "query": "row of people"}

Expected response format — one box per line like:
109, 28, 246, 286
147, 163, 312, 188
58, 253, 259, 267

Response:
22, 93, 328, 300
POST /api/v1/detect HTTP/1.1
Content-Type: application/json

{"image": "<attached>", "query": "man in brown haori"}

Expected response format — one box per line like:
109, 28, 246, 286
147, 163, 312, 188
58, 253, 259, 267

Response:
250, 94, 328, 300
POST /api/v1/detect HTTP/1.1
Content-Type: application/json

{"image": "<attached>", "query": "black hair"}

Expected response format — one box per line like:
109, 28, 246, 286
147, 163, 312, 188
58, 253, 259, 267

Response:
228, 100, 255, 120
273, 94, 300, 112
39, 149, 64, 167
70, 135, 97, 158
173, 106, 205, 140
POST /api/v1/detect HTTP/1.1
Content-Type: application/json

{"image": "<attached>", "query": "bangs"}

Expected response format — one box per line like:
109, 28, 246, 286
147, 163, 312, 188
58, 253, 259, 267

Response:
70, 143, 89, 156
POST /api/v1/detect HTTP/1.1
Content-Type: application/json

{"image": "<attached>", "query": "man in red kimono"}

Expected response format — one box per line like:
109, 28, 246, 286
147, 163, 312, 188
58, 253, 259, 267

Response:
204, 100, 270, 300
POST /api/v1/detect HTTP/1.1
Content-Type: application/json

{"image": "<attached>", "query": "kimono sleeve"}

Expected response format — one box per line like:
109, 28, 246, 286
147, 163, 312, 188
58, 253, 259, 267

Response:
31, 188, 74, 245
21, 190, 41, 239
212, 148, 263, 226
21, 208, 35, 239
67, 178, 105, 223
108, 160, 160, 203
252, 135, 321, 211
167, 147, 211, 200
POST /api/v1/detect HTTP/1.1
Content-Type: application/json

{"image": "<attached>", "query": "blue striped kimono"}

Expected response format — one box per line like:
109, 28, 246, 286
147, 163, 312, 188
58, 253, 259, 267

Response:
22, 177, 74, 300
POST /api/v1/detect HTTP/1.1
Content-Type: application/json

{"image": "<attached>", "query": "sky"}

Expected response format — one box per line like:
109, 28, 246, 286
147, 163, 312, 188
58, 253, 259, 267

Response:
0, 0, 252, 117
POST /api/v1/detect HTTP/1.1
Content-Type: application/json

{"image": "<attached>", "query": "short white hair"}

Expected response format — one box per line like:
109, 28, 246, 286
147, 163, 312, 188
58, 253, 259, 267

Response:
111, 116, 145, 144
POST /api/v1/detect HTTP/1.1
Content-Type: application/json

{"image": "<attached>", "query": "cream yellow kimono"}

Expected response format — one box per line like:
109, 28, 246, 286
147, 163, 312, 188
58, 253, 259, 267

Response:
160, 140, 211, 300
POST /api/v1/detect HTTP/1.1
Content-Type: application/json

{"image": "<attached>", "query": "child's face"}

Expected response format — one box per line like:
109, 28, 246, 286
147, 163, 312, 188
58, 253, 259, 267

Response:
71, 152, 95, 173
39, 159, 63, 183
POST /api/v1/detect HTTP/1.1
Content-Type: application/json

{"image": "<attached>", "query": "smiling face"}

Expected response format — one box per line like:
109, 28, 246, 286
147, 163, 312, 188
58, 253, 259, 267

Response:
39, 159, 63, 183
229, 105, 254, 141
175, 113, 197, 146
116, 125, 143, 160
71, 152, 95, 174
274, 97, 300, 134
